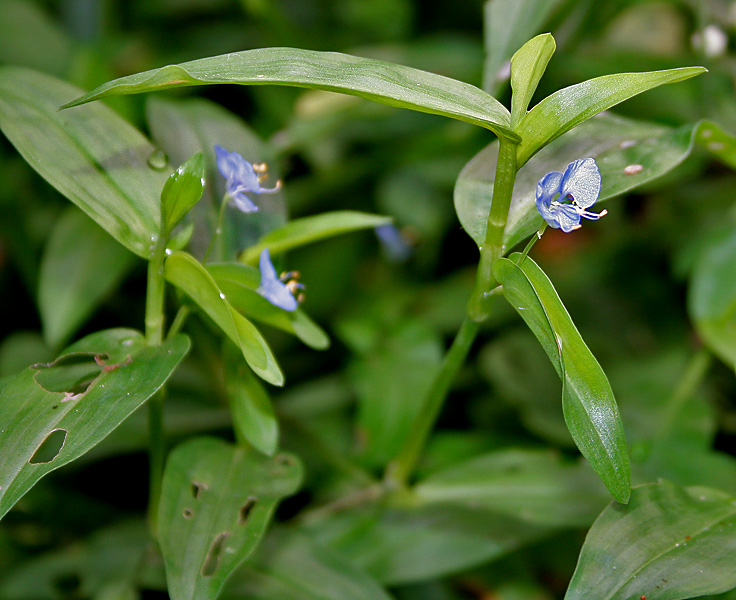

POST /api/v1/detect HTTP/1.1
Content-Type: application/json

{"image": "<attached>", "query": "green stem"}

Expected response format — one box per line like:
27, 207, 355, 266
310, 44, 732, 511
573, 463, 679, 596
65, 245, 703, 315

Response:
203, 195, 229, 264
385, 316, 480, 488
468, 138, 519, 322
145, 234, 168, 534
517, 223, 547, 264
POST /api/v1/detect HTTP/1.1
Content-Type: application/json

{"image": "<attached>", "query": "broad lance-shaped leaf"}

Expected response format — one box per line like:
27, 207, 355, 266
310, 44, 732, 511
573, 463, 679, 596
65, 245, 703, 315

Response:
0, 329, 190, 521
0, 66, 167, 258
305, 503, 548, 586
493, 255, 630, 503
38, 207, 137, 349
688, 229, 736, 368
565, 481, 736, 600
455, 113, 703, 250
240, 211, 392, 265
164, 251, 284, 386
61, 47, 518, 141
158, 437, 302, 600
516, 65, 706, 166
414, 448, 610, 528
208, 263, 329, 351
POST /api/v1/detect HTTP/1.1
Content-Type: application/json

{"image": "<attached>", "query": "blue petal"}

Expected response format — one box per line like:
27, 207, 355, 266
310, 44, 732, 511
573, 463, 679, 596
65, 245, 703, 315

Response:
536, 170, 564, 225
231, 192, 259, 213
551, 203, 583, 233
560, 158, 601, 209
257, 249, 298, 311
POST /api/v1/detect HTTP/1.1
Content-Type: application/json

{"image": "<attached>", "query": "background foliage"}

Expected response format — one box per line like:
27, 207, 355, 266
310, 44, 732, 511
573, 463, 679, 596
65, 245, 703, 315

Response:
1, 0, 735, 599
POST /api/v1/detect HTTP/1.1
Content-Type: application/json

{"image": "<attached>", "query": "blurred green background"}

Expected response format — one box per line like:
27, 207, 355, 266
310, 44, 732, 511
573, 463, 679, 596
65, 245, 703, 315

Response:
1, 1, 735, 598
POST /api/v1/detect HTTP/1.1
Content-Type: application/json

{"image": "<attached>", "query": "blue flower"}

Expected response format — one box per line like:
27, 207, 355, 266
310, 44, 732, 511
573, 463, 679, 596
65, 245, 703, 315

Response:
257, 248, 303, 311
215, 145, 280, 213
535, 158, 606, 233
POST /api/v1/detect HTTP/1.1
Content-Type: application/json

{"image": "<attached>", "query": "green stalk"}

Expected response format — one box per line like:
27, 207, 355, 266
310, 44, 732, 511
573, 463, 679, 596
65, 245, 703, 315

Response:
468, 138, 519, 322
385, 316, 480, 488
145, 234, 168, 533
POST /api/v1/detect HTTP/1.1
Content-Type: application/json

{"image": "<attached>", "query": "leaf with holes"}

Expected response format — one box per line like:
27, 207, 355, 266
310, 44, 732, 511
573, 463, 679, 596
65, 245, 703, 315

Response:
565, 481, 736, 600
165, 251, 284, 385
61, 47, 517, 140
493, 255, 630, 503
455, 113, 701, 250
158, 437, 303, 600
0, 329, 190, 521
208, 263, 329, 350
0, 67, 168, 258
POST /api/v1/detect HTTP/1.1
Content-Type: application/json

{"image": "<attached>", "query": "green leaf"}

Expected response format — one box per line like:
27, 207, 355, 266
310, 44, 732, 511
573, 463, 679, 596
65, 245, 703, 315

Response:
161, 152, 206, 234
482, 0, 563, 95
240, 211, 393, 264
0, 66, 167, 258
0, 328, 190, 521
61, 47, 518, 140
208, 263, 330, 350
38, 207, 137, 349
493, 255, 630, 503
414, 448, 610, 528
509, 33, 555, 128
695, 120, 736, 169
164, 251, 284, 386
308, 503, 548, 586
455, 113, 700, 249
224, 344, 278, 456
688, 229, 736, 368
226, 528, 393, 600
0, 0, 73, 77
516, 66, 706, 166
0, 520, 150, 600
565, 481, 736, 600
157, 437, 302, 600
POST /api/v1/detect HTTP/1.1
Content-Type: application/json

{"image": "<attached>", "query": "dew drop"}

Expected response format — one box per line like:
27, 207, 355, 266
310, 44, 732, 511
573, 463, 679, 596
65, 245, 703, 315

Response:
165, 248, 172, 255
219, 293, 226, 300
708, 141, 725, 152
147, 149, 168, 170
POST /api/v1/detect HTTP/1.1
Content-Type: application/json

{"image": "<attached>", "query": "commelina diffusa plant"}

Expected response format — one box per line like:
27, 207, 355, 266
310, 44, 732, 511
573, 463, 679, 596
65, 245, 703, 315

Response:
1, 6, 736, 600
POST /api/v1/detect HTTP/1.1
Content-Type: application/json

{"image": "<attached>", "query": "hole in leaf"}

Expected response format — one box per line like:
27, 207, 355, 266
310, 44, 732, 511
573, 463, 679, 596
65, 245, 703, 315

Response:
276, 455, 292, 467
201, 531, 230, 577
191, 481, 207, 499
30, 429, 67, 464
33, 353, 105, 395
238, 496, 258, 525
183, 508, 194, 519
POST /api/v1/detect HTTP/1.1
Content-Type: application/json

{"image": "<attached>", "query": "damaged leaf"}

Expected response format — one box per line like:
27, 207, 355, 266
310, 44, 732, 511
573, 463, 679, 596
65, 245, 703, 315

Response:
0, 328, 190, 520
158, 437, 302, 600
